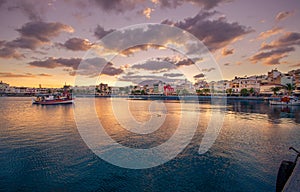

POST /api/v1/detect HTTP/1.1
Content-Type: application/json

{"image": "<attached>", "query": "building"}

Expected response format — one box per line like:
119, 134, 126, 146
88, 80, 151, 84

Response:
0, 81, 9, 93
267, 69, 281, 84
292, 69, 300, 95
163, 84, 175, 96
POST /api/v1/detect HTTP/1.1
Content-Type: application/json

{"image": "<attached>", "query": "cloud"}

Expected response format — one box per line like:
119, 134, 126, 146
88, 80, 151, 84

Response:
166, 57, 195, 67
17, 21, 74, 42
202, 67, 216, 72
221, 47, 234, 56
131, 56, 195, 74
120, 44, 165, 56
0, 21, 74, 57
132, 59, 176, 72
193, 73, 205, 78
163, 73, 184, 77
0, 72, 52, 78
250, 47, 295, 65
162, 11, 253, 51
28, 57, 81, 69
142, 7, 154, 19
6, 36, 46, 50
60, 37, 93, 51
92, 0, 142, 13
260, 32, 300, 50
90, 0, 229, 13
275, 11, 293, 22
1, 0, 44, 21
28, 57, 123, 77
71, 57, 123, 77
94, 25, 115, 39
0, 47, 23, 59
155, 0, 229, 10
290, 63, 300, 68
257, 27, 283, 40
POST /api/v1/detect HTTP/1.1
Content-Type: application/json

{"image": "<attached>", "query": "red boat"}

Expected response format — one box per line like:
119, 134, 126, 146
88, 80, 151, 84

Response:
32, 94, 74, 105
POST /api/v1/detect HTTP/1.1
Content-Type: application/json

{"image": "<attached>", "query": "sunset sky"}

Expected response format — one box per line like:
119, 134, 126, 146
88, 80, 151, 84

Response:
0, 0, 300, 87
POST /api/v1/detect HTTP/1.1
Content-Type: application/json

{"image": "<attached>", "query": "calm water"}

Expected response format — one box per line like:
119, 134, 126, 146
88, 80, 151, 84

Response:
0, 97, 300, 192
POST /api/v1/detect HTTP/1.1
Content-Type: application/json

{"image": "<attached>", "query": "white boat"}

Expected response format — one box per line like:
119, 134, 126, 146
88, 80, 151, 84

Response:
32, 94, 74, 105
269, 96, 300, 106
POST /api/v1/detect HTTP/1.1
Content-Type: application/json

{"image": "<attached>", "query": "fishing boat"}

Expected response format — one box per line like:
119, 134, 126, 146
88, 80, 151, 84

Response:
269, 96, 300, 106
32, 94, 74, 105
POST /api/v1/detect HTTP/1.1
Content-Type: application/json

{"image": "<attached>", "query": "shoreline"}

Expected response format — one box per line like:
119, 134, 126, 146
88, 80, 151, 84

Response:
0, 94, 286, 101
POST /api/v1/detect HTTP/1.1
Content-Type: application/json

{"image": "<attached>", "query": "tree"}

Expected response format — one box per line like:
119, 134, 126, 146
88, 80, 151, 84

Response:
249, 88, 255, 96
203, 88, 210, 95
240, 88, 248, 96
196, 89, 203, 95
270, 87, 281, 96
284, 83, 294, 95
226, 88, 233, 96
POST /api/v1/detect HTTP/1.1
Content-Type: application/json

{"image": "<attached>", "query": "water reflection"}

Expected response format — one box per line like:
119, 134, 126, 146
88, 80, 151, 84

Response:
0, 97, 300, 191
226, 100, 300, 124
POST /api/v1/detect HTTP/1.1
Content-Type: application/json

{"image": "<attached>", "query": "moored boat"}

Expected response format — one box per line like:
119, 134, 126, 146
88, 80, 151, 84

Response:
32, 94, 74, 105
269, 96, 300, 106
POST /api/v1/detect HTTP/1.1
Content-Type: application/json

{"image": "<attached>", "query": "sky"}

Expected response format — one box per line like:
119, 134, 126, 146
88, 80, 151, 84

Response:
0, 0, 300, 88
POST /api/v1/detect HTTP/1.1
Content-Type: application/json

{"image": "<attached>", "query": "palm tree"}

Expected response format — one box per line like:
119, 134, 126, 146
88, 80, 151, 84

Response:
284, 83, 294, 95
249, 88, 255, 96
270, 87, 281, 96
240, 88, 248, 96
226, 88, 233, 96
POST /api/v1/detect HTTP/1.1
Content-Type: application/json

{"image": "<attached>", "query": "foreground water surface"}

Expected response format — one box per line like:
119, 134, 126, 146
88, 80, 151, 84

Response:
0, 97, 300, 191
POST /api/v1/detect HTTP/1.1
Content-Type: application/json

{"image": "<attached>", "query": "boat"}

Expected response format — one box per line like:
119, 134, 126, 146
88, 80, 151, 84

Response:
32, 94, 74, 105
269, 96, 300, 106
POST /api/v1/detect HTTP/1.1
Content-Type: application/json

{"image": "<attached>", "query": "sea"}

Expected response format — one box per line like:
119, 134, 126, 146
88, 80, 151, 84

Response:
0, 97, 300, 192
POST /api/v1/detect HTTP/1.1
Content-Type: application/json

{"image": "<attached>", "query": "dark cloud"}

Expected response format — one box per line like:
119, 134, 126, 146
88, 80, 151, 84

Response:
71, 57, 123, 77
193, 73, 205, 78
221, 47, 234, 56
28, 56, 123, 77
250, 47, 295, 65
162, 11, 253, 51
158, 0, 229, 10
60, 37, 92, 51
131, 56, 195, 73
275, 11, 293, 22
91, 0, 229, 13
0, 47, 23, 59
28, 57, 81, 69
132, 59, 176, 71
120, 44, 165, 56
1, 0, 43, 21
94, 25, 115, 39
163, 73, 184, 77
0, 72, 52, 78
6, 36, 45, 50
17, 21, 74, 42
202, 67, 216, 72
92, 0, 140, 13
102, 62, 124, 76
261, 32, 300, 50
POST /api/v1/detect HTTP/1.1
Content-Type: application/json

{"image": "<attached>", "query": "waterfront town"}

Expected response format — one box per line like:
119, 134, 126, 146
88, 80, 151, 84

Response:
1, 68, 300, 97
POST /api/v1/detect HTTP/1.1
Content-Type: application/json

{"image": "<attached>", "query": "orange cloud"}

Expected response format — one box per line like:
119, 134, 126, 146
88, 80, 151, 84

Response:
143, 7, 154, 19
